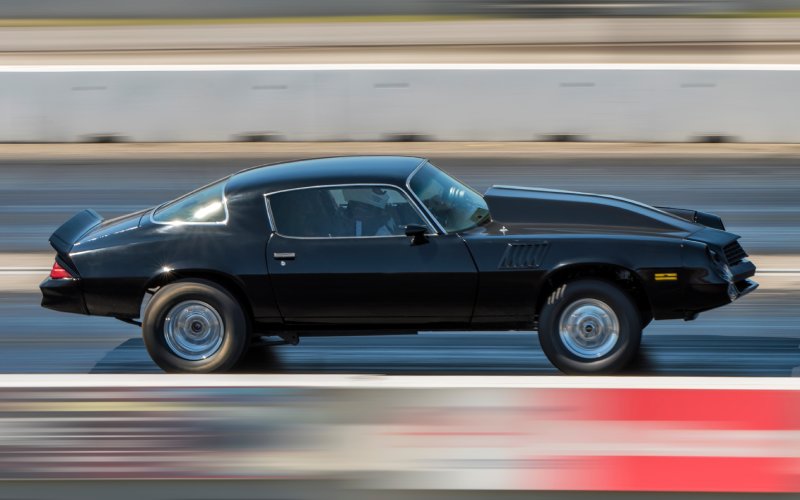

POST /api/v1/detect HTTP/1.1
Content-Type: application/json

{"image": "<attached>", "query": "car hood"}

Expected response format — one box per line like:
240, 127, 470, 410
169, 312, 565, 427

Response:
482, 185, 702, 236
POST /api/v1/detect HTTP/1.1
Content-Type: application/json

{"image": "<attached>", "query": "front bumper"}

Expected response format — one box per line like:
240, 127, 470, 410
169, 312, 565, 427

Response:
684, 259, 758, 317
40, 277, 88, 315
727, 258, 758, 301
732, 277, 759, 300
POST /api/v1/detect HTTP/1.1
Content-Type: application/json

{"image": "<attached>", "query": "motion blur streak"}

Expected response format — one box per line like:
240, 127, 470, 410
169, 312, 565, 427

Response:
0, 0, 793, 18
0, 375, 797, 494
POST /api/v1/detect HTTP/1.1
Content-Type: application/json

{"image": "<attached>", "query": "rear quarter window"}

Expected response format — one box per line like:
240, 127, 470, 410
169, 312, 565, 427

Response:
152, 179, 228, 224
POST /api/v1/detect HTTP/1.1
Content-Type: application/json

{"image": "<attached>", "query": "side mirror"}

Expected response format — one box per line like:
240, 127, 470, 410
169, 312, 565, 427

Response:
405, 224, 429, 246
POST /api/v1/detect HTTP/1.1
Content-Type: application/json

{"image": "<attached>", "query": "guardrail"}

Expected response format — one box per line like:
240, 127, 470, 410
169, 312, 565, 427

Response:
3, 64, 800, 143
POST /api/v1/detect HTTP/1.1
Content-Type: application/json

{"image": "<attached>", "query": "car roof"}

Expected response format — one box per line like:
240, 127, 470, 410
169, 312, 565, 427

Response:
225, 156, 427, 197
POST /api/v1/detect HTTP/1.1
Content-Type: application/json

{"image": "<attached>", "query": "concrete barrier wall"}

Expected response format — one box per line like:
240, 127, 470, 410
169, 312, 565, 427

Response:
3, 64, 799, 143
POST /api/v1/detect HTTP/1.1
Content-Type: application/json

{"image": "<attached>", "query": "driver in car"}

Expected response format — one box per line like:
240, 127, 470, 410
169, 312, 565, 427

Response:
343, 187, 399, 236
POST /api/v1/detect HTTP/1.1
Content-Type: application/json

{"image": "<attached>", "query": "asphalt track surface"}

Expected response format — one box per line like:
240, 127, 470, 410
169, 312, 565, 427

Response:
10, 44, 800, 66
3, 19, 800, 65
0, 155, 798, 375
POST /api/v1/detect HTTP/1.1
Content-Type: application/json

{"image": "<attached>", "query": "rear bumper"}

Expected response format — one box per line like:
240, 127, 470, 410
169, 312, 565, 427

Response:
40, 278, 88, 315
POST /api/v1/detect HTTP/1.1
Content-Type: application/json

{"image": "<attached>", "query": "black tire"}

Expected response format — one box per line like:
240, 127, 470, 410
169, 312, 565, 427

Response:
142, 279, 250, 373
538, 279, 642, 375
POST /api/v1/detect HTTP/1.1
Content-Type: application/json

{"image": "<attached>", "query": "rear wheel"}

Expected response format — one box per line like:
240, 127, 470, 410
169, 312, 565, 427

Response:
538, 279, 642, 374
143, 279, 249, 373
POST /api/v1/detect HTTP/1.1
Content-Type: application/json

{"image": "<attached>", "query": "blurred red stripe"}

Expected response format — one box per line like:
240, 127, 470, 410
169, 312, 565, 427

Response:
567, 389, 800, 430
515, 388, 800, 492
572, 455, 800, 492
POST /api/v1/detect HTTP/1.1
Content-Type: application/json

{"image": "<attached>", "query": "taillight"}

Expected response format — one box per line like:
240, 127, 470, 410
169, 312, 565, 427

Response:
49, 261, 73, 279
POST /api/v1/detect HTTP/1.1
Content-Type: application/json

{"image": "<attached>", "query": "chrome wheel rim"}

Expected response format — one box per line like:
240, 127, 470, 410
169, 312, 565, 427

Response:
558, 298, 619, 359
163, 300, 224, 361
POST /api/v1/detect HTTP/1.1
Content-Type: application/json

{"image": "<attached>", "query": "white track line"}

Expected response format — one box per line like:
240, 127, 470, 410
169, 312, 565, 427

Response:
0, 374, 799, 390
2, 268, 799, 275
2, 63, 800, 72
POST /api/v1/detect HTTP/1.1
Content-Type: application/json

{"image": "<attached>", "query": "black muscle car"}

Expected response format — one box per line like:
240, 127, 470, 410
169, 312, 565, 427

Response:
40, 156, 757, 374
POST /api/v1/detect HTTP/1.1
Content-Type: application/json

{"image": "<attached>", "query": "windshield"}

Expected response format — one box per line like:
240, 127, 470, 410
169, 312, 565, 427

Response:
152, 178, 228, 224
409, 162, 490, 233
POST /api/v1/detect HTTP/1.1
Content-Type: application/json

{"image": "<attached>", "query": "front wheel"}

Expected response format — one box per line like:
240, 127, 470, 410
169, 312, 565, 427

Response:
538, 279, 642, 374
142, 279, 249, 373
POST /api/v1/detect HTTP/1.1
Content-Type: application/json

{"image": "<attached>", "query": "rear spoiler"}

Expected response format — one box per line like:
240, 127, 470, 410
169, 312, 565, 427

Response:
49, 209, 103, 255
656, 206, 725, 231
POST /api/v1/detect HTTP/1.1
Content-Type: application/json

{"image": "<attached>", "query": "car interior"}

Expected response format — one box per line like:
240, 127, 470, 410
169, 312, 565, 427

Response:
269, 186, 427, 238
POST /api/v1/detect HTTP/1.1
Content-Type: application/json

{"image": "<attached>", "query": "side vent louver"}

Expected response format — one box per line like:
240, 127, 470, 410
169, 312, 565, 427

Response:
498, 242, 549, 269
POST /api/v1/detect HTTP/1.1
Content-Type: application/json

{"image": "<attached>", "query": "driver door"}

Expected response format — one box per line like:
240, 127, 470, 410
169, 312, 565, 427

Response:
265, 184, 478, 324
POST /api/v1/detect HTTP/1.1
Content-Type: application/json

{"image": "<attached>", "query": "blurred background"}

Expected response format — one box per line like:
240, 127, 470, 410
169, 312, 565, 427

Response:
1, 1, 800, 498
0, 0, 797, 18
0, 0, 800, 67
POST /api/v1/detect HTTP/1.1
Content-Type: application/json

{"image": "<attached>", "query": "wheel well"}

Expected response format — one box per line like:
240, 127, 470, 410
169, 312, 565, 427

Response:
536, 263, 652, 322
141, 270, 255, 323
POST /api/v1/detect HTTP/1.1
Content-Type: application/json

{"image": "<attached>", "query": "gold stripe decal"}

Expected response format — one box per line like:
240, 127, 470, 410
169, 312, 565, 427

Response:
654, 272, 678, 281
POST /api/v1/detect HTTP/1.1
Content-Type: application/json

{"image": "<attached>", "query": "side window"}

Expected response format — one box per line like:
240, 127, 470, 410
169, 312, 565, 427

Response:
153, 179, 227, 224
268, 185, 429, 238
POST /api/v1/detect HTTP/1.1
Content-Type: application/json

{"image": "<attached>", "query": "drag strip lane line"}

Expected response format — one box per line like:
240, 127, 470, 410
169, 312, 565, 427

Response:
4, 63, 800, 72
3, 268, 800, 275
1, 374, 800, 390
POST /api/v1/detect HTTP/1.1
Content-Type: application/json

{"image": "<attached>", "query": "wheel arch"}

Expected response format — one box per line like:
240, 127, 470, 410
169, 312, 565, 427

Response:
141, 269, 255, 323
536, 262, 652, 324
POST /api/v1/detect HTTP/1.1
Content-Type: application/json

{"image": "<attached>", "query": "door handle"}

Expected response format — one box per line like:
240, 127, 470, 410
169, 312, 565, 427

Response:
273, 252, 296, 260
